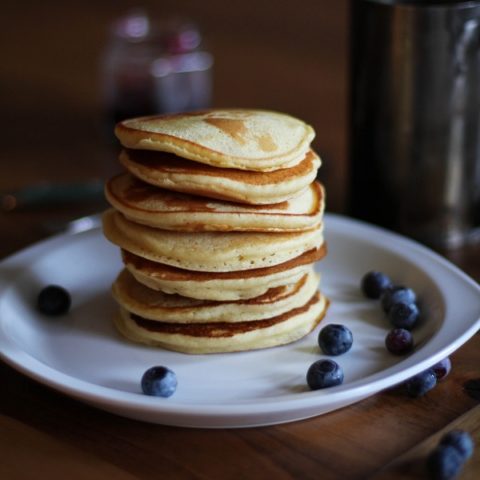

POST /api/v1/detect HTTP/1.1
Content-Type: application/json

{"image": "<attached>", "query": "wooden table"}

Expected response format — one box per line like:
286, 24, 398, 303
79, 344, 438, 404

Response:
1, 1, 479, 478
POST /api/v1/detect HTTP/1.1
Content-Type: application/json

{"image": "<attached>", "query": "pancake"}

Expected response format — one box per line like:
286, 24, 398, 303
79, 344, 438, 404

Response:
113, 291, 329, 354
102, 209, 324, 272
122, 246, 326, 300
112, 268, 320, 323
114, 109, 315, 172
105, 173, 325, 232
119, 148, 321, 204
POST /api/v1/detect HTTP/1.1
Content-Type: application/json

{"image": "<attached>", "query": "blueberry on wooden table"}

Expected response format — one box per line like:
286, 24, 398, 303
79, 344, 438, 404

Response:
361, 271, 392, 299
37, 285, 71, 316
306, 359, 344, 390
427, 430, 474, 480
141, 366, 177, 398
318, 324, 353, 356
439, 430, 474, 461
427, 444, 464, 480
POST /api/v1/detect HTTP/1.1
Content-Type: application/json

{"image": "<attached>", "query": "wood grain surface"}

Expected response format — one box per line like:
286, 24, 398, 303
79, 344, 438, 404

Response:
1, 1, 479, 479
372, 404, 480, 479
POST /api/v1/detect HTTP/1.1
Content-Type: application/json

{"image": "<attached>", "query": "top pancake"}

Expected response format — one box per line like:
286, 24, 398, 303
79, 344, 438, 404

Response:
114, 109, 315, 172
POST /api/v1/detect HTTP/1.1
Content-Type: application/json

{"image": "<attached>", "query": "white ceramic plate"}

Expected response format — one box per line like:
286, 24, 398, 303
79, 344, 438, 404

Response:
0, 214, 479, 428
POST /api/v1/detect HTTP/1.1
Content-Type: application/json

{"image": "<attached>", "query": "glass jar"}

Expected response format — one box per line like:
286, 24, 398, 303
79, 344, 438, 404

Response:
101, 10, 213, 129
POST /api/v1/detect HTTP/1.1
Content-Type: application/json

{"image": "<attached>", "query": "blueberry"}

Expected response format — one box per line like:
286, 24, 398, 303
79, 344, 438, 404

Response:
318, 324, 353, 356
388, 301, 420, 330
404, 369, 437, 397
141, 366, 177, 397
361, 271, 392, 299
306, 359, 344, 390
381, 286, 417, 313
432, 358, 452, 382
37, 285, 71, 316
439, 430, 474, 461
427, 445, 464, 480
385, 328, 414, 355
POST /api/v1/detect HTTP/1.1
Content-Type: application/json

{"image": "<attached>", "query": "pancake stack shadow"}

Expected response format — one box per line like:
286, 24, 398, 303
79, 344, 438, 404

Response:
102, 109, 329, 354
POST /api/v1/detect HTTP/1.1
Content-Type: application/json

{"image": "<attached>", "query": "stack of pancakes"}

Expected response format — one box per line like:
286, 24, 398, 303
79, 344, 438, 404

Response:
102, 109, 328, 354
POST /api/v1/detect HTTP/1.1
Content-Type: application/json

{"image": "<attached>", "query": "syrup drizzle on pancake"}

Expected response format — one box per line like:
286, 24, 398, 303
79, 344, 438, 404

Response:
204, 118, 248, 145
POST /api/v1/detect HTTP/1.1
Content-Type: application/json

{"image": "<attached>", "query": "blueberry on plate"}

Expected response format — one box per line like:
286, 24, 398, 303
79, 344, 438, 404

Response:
381, 286, 417, 313
427, 444, 464, 480
431, 357, 452, 382
388, 301, 419, 330
141, 366, 177, 398
439, 430, 474, 461
404, 369, 437, 397
361, 271, 392, 299
385, 328, 414, 355
318, 324, 353, 356
37, 285, 71, 316
306, 359, 344, 390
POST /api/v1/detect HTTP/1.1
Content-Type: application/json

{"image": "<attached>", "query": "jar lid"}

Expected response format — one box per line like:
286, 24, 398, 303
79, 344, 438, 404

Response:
111, 10, 202, 53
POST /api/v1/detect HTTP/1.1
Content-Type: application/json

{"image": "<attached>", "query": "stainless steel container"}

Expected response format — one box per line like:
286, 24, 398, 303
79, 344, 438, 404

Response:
349, 0, 480, 249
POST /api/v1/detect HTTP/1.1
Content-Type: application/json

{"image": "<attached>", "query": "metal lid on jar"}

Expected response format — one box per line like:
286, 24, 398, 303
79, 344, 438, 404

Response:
111, 10, 202, 54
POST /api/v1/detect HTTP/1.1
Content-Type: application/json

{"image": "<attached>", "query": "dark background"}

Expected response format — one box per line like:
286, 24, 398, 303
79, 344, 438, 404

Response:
1, 0, 348, 212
